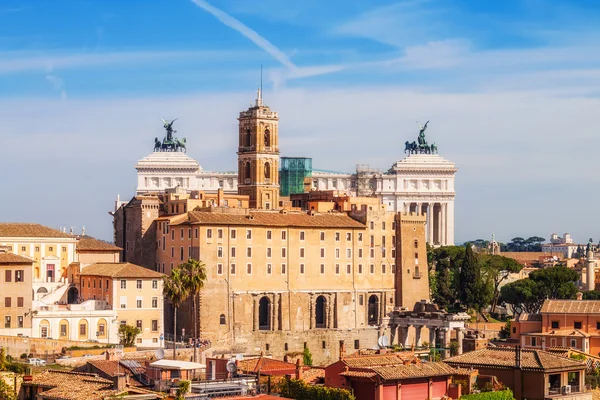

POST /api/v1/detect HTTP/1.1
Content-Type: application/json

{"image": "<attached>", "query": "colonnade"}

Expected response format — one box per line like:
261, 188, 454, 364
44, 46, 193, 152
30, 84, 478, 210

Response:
403, 202, 453, 246
391, 324, 465, 358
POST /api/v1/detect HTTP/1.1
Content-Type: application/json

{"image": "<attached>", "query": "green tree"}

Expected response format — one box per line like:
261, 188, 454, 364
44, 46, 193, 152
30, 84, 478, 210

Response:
180, 258, 207, 363
480, 254, 523, 313
302, 347, 313, 366
0, 379, 15, 400
429, 246, 464, 309
118, 324, 141, 347
163, 267, 190, 359
583, 290, 600, 300
499, 279, 543, 316
460, 244, 491, 312
529, 265, 578, 300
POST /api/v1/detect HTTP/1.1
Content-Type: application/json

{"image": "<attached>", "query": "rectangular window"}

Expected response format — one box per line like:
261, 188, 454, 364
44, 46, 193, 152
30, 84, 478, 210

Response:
180, 247, 185, 260
281, 263, 287, 274
188, 228, 191, 239
4, 316, 10, 328
137, 280, 142, 289
370, 264, 375, 274
267, 248, 272, 258
121, 280, 126, 289
5, 270, 11, 282
247, 264, 252, 274
382, 236, 386, 246
320, 232, 325, 241
369, 221, 374, 230
120, 320, 126, 325
551, 321, 559, 329
49, 246, 53, 252
282, 248, 287, 258
358, 264, 363, 274
136, 320, 142, 329
370, 248, 375, 258
358, 249, 363, 258
266, 230, 272, 240
335, 248, 340, 259
152, 280, 158, 289
60, 324, 67, 336
246, 247, 252, 257
382, 264, 387, 274
80, 323, 86, 336
171, 230, 175, 240
171, 247, 174, 257
346, 264, 351, 274
207, 229, 212, 239
335, 264, 340, 274
267, 264, 272, 274
300, 264, 305, 274
137, 299, 142, 308
281, 230, 286, 240
300, 248, 305, 258
21, 246, 26, 252
246, 229, 252, 239
597, 322, 600, 330
382, 248, 386, 258
320, 264, 325, 274
5, 297, 11, 308
99, 280, 102, 289
231, 247, 236, 257
152, 320, 158, 332
346, 249, 351, 258
335, 232, 340, 241
320, 248, 325, 258
180, 229, 184, 239
217, 263, 223, 275
300, 231, 305, 241
99, 324, 105, 336
392, 249, 396, 258
93, 279, 96, 289
359, 294, 364, 305
35, 246, 39, 252
382, 222, 386, 230
195, 228, 198, 239
17, 297, 23, 307
218, 247, 223, 258
574, 321, 582, 329
531, 337, 537, 347
370, 235, 375, 247
392, 265, 396, 274
231, 264, 236, 275
152, 297, 158, 308
231, 229, 236, 239
15, 270, 23, 282
346, 232, 352, 241
218, 229, 223, 239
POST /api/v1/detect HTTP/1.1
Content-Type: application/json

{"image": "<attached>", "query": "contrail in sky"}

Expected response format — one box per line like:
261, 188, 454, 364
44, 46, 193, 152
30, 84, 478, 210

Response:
191, 0, 297, 71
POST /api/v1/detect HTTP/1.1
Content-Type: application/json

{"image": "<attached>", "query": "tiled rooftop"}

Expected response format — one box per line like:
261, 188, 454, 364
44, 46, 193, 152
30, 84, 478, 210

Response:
76, 235, 122, 252
0, 252, 33, 264
80, 262, 164, 278
372, 362, 459, 381
22, 370, 116, 400
444, 347, 586, 372
342, 353, 415, 368
541, 299, 600, 314
237, 356, 298, 375
0, 223, 74, 239
184, 210, 366, 229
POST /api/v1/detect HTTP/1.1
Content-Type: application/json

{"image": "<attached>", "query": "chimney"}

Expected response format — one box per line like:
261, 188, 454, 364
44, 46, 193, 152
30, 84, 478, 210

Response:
577, 292, 583, 301
339, 340, 346, 360
295, 359, 302, 380
515, 346, 521, 369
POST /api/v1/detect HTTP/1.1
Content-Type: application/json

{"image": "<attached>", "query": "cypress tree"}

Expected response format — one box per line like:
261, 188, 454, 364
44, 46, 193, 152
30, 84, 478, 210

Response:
460, 244, 482, 310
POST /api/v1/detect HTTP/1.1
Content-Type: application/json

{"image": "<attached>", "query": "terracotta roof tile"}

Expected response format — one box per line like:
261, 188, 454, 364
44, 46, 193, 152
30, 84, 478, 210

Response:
80, 262, 164, 278
0, 223, 74, 239
0, 252, 33, 264
342, 353, 415, 368
76, 235, 122, 252
183, 210, 366, 229
541, 299, 600, 314
339, 370, 377, 379
526, 329, 591, 338
23, 370, 115, 400
237, 356, 298, 375
371, 362, 458, 381
444, 347, 585, 372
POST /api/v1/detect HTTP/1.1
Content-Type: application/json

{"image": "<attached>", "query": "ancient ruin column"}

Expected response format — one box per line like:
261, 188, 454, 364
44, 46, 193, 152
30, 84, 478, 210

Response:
456, 328, 465, 355
440, 328, 450, 358
403, 326, 411, 348
429, 327, 437, 348
252, 295, 258, 331
415, 325, 423, 347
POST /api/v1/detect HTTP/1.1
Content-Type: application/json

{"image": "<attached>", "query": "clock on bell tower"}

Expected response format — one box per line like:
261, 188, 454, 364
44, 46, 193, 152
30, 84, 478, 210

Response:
237, 88, 280, 209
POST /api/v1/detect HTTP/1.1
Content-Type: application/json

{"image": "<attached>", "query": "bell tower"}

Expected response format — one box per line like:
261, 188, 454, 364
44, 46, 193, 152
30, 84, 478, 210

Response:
237, 88, 280, 209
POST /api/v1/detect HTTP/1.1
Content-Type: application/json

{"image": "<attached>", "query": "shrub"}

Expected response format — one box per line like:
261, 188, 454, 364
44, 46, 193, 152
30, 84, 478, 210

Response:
279, 378, 355, 400
6, 362, 25, 374
460, 389, 515, 400
302, 347, 313, 366
20, 353, 27, 360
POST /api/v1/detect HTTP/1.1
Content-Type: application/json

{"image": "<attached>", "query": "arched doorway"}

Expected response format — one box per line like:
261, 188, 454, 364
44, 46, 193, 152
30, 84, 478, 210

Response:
39, 319, 50, 338
67, 287, 78, 304
315, 295, 326, 328
368, 295, 379, 326
258, 296, 270, 331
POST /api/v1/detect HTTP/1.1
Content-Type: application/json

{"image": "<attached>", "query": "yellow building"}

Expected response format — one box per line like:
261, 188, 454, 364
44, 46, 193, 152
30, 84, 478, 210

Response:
0, 250, 34, 336
79, 263, 165, 347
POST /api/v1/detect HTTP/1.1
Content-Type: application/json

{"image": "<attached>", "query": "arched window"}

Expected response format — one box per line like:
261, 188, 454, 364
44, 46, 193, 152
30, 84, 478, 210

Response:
315, 295, 326, 328
245, 128, 251, 147
245, 162, 251, 180
258, 296, 271, 331
368, 295, 379, 326
264, 162, 271, 179
264, 128, 271, 147
219, 314, 226, 325
67, 287, 79, 304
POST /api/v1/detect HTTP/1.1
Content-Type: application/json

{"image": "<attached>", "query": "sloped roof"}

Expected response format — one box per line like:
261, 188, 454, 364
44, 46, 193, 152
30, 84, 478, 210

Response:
184, 210, 366, 229
80, 263, 164, 279
76, 235, 121, 252
371, 362, 459, 381
444, 347, 585, 372
0, 252, 33, 264
237, 356, 298, 375
541, 299, 600, 314
22, 370, 115, 400
0, 223, 73, 238
342, 353, 415, 368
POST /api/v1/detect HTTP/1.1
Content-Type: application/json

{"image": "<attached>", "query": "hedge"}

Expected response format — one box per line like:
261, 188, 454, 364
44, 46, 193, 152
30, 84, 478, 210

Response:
460, 389, 515, 400
279, 378, 355, 400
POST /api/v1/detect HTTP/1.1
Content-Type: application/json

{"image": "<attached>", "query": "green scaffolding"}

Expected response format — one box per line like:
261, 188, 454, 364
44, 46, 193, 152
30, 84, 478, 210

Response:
280, 157, 312, 196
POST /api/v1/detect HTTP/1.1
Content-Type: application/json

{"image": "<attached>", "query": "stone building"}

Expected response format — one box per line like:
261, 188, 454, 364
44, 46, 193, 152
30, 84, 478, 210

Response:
0, 249, 34, 336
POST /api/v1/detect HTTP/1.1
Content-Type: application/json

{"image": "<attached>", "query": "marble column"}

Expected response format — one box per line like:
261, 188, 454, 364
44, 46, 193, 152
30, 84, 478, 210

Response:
446, 201, 455, 245
427, 203, 434, 244
441, 203, 447, 246
415, 325, 423, 347
456, 328, 465, 355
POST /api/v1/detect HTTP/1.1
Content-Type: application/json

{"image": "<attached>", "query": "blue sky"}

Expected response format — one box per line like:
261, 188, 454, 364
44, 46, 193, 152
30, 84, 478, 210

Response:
1, 0, 600, 243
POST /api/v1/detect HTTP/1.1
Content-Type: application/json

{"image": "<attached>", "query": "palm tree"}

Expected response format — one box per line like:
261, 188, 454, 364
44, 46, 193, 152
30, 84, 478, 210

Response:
180, 258, 207, 363
163, 267, 190, 360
